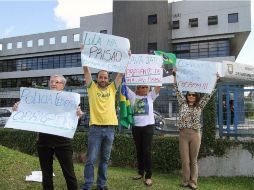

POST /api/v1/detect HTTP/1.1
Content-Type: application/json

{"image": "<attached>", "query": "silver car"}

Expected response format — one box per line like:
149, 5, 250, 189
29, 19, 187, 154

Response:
0, 107, 12, 127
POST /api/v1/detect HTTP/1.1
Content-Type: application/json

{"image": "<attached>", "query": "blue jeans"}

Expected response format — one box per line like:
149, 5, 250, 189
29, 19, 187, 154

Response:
82, 126, 115, 190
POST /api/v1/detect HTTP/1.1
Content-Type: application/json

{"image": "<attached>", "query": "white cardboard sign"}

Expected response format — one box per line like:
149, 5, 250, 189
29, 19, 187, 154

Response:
5, 87, 80, 138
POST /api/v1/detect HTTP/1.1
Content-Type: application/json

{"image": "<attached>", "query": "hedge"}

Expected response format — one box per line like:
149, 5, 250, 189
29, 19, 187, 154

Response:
0, 128, 181, 172
0, 95, 253, 172
2, 128, 253, 173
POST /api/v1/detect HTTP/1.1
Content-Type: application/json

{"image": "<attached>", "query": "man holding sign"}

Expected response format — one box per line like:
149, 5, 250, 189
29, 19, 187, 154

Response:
12, 75, 84, 190
81, 37, 129, 190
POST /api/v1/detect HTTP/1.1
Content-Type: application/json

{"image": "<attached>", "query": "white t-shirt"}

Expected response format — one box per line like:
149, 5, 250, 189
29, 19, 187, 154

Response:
127, 87, 159, 127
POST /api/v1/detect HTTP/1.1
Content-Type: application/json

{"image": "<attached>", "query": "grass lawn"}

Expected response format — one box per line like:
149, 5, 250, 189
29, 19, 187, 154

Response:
0, 145, 253, 190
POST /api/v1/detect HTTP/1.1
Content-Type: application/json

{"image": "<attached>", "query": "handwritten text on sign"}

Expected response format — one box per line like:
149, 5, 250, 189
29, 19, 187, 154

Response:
81, 31, 130, 73
176, 59, 217, 94
125, 54, 163, 86
5, 87, 80, 138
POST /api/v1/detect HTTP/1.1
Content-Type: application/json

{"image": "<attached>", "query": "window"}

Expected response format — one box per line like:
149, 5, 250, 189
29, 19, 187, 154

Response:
0, 53, 81, 73
38, 39, 44, 46
73, 34, 80, 42
148, 14, 157, 25
49, 37, 55, 45
0, 44, 2, 51
100, 30, 107, 34
7, 43, 12, 50
189, 18, 198, 27
228, 13, 238, 23
17, 42, 22, 48
61, 36, 67, 43
173, 39, 230, 59
172, 20, 180, 29
208, 16, 218, 25
27, 40, 33, 47
147, 42, 157, 54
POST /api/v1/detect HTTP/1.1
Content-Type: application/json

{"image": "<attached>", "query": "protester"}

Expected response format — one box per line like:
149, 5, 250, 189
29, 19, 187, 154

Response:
81, 67, 123, 190
127, 85, 160, 186
81, 45, 127, 190
173, 69, 219, 190
12, 75, 84, 190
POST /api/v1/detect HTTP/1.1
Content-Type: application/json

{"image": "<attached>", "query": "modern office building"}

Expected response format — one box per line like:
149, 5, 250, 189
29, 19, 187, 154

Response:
0, 1, 251, 117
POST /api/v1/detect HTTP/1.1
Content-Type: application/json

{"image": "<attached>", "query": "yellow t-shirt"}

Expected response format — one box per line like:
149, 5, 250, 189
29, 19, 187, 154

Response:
87, 81, 118, 126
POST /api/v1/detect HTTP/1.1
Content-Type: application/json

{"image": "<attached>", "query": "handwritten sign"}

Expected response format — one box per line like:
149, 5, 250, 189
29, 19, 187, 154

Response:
81, 31, 130, 73
176, 59, 217, 93
5, 87, 80, 138
125, 54, 163, 86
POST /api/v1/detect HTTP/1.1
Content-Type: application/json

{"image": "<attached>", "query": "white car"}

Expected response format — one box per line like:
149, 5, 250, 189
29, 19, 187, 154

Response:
0, 107, 12, 127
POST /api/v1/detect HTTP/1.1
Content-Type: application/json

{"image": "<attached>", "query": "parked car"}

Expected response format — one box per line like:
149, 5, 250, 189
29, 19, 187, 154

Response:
0, 107, 12, 127
76, 110, 166, 132
154, 110, 166, 131
77, 113, 89, 132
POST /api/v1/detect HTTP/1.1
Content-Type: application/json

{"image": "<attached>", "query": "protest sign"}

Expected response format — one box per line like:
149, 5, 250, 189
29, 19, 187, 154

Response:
81, 31, 130, 73
176, 59, 217, 93
125, 54, 163, 86
5, 87, 80, 138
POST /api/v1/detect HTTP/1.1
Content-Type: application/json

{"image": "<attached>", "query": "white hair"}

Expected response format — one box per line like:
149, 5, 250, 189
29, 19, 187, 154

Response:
50, 75, 67, 86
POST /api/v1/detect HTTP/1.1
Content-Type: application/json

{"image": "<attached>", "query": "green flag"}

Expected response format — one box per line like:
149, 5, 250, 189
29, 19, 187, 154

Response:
154, 50, 176, 67
119, 77, 134, 128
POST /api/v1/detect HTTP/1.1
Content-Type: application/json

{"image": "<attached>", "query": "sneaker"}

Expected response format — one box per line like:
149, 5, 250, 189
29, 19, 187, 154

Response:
144, 178, 153, 186
96, 186, 109, 190
188, 182, 198, 190
132, 175, 143, 180
179, 183, 189, 188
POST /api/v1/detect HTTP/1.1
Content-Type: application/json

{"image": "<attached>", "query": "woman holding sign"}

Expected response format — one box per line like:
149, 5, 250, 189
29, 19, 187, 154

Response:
127, 85, 160, 187
12, 75, 84, 190
173, 69, 219, 190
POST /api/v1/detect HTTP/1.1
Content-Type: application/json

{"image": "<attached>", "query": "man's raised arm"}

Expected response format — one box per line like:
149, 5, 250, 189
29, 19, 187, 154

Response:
83, 66, 92, 85
114, 49, 131, 88
114, 73, 124, 89
80, 43, 92, 85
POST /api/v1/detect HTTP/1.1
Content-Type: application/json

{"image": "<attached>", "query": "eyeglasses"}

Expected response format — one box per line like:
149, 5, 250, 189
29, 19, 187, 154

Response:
50, 80, 63, 84
138, 86, 148, 89
187, 94, 196, 97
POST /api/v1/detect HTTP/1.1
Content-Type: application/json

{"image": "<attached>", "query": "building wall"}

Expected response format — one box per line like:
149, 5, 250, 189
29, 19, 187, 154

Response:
113, 0, 170, 54
171, 1, 251, 39
0, 28, 81, 58
80, 12, 112, 35
0, 0, 251, 110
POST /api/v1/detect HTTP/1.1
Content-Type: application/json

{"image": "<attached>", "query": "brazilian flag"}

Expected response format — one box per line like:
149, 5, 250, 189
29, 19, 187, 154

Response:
154, 50, 176, 67
119, 77, 134, 128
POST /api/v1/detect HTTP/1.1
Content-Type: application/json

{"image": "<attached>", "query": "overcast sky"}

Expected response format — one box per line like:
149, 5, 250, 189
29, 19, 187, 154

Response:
0, 0, 253, 65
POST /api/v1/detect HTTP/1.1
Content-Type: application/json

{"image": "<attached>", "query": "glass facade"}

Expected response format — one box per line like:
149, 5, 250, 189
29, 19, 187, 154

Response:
0, 73, 100, 89
173, 39, 230, 59
0, 74, 86, 88
0, 53, 81, 72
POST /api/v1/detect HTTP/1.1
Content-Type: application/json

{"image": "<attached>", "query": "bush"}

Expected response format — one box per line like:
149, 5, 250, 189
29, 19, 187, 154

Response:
0, 128, 37, 155
1, 128, 254, 173
0, 129, 181, 171
245, 102, 254, 118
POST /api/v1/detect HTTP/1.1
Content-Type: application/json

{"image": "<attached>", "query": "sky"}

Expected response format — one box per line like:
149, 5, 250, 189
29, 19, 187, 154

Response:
0, 0, 253, 66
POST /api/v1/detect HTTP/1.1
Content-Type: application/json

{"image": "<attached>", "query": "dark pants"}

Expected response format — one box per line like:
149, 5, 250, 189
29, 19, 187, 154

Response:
132, 125, 154, 179
37, 145, 77, 190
